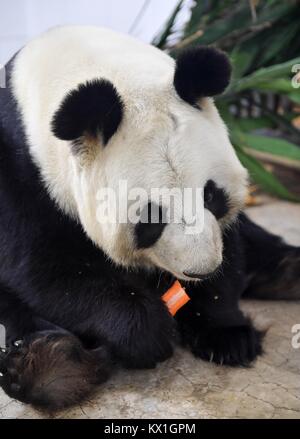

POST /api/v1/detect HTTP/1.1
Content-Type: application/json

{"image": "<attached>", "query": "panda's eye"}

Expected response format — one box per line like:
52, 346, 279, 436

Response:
204, 180, 229, 220
204, 188, 214, 205
192, 103, 202, 111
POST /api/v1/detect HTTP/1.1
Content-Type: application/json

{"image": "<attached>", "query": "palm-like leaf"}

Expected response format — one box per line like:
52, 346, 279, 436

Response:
153, 0, 300, 201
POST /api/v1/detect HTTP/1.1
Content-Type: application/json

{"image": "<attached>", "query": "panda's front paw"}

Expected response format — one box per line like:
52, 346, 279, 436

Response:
114, 303, 176, 369
183, 323, 264, 367
0, 341, 28, 401
0, 331, 112, 409
121, 334, 174, 369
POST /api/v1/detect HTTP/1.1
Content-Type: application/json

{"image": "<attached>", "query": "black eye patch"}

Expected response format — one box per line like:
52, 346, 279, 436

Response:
135, 203, 167, 249
204, 180, 229, 220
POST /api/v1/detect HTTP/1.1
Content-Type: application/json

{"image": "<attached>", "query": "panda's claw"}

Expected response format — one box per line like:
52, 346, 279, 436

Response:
13, 340, 23, 348
183, 323, 264, 367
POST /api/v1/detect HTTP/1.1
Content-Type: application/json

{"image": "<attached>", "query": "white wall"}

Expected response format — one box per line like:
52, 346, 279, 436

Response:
0, 0, 180, 64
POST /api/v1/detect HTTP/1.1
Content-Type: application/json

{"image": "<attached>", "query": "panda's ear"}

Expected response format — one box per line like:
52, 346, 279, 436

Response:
51, 79, 124, 146
174, 47, 231, 106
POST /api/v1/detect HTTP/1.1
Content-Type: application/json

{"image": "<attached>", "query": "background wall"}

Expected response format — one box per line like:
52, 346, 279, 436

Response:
0, 0, 181, 64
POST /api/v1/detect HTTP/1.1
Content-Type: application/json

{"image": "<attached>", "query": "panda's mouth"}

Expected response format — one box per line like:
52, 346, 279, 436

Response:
165, 267, 220, 283
182, 270, 217, 281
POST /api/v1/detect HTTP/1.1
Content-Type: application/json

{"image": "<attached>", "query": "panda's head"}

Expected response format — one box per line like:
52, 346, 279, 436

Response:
51, 46, 248, 281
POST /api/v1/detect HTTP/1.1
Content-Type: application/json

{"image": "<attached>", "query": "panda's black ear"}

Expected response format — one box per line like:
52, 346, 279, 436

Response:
51, 79, 124, 146
174, 47, 231, 106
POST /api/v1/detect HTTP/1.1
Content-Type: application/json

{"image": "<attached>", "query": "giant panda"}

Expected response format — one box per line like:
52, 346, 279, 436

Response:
0, 26, 299, 410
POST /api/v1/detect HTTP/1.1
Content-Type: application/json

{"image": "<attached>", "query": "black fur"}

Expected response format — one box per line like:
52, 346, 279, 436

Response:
51, 79, 124, 145
0, 331, 112, 410
174, 47, 231, 106
241, 214, 300, 300
135, 203, 167, 249
0, 58, 299, 410
204, 179, 229, 219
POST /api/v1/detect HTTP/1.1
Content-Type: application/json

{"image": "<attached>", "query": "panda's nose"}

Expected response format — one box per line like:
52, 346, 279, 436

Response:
183, 270, 217, 280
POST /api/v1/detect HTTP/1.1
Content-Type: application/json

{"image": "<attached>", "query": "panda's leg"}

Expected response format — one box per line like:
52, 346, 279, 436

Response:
175, 219, 264, 366
175, 295, 263, 367
239, 213, 300, 300
0, 274, 175, 409
0, 283, 38, 345
0, 284, 113, 410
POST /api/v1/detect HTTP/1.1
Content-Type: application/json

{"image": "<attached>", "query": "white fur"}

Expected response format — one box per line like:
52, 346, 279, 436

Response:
11, 25, 248, 279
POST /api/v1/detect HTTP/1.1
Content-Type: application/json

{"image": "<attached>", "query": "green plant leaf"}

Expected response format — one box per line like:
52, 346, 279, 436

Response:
183, 4, 251, 47
232, 57, 300, 92
236, 148, 299, 201
159, 0, 300, 202
181, 1, 296, 50
289, 91, 300, 105
249, 78, 294, 93
233, 117, 275, 132
253, 20, 300, 69
184, 0, 234, 38
230, 43, 260, 79
152, 0, 184, 49
241, 133, 300, 161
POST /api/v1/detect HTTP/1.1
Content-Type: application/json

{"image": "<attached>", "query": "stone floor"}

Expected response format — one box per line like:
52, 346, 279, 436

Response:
0, 199, 300, 419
